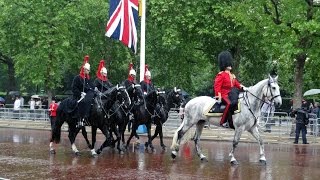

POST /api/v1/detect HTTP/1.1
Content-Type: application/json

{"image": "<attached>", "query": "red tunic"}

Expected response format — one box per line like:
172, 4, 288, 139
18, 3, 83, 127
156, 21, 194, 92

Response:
214, 71, 241, 98
49, 103, 58, 117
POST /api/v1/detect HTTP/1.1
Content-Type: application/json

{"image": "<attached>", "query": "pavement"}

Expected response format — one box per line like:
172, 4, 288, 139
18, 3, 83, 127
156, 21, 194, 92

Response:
0, 119, 319, 145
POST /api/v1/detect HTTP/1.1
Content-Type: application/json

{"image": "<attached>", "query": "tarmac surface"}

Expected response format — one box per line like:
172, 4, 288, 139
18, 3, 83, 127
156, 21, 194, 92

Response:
1, 122, 320, 180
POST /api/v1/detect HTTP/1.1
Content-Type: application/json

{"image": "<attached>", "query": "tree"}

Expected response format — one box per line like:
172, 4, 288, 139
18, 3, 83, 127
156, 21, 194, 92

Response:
223, 0, 320, 108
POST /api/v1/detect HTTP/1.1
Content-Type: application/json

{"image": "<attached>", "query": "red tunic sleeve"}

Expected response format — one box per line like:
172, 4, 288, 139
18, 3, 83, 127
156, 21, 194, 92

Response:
214, 72, 223, 96
233, 78, 241, 89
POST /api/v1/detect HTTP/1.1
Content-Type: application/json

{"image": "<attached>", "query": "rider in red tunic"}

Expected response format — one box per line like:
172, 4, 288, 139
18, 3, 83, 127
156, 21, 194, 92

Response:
214, 51, 247, 128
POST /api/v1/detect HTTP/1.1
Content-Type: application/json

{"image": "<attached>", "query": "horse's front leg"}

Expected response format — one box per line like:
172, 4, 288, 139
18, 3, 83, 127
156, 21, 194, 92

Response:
125, 124, 138, 149
145, 122, 154, 151
158, 123, 166, 150
90, 126, 98, 157
96, 125, 112, 154
229, 127, 244, 165
69, 126, 81, 156
248, 126, 266, 165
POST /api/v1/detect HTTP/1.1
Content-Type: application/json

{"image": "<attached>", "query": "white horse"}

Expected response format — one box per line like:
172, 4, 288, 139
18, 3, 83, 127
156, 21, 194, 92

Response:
171, 75, 282, 165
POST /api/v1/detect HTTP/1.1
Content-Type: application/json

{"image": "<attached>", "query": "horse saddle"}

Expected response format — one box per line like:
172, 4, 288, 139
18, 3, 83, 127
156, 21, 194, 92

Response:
204, 101, 241, 117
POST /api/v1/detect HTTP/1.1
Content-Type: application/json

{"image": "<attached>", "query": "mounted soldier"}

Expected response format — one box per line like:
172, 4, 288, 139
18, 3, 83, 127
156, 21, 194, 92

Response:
72, 55, 95, 127
94, 60, 113, 92
123, 62, 137, 90
213, 51, 247, 128
140, 64, 155, 96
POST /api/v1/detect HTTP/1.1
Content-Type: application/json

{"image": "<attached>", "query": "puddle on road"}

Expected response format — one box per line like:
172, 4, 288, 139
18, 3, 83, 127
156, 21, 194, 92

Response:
0, 128, 320, 179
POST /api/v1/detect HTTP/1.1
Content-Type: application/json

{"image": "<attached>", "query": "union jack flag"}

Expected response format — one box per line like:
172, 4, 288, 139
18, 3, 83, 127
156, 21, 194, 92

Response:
105, 0, 139, 53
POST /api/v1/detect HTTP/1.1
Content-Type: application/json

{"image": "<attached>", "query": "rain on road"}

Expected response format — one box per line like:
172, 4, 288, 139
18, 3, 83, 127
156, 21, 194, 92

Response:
0, 128, 320, 180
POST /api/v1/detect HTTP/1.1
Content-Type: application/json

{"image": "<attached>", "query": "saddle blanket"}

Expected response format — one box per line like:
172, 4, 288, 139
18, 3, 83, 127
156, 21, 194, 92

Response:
204, 101, 240, 117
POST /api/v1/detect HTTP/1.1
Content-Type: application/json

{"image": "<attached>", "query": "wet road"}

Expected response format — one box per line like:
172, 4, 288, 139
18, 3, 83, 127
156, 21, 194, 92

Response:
0, 128, 320, 180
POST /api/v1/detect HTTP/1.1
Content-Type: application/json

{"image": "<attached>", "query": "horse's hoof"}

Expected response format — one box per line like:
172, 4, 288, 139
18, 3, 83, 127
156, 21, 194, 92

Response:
119, 150, 124, 155
171, 153, 176, 159
144, 142, 148, 148
75, 152, 81, 156
259, 159, 267, 165
92, 153, 98, 158
96, 149, 102, 154
200, 157, 208, 162
162, 146, 166, 151
171, 151, 177, 159
231, 160, 239, 166
50, 149, 56, 154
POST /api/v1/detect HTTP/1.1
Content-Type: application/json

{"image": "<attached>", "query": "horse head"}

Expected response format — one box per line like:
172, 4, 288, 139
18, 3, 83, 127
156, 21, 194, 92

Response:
263, 75, 282, 107
157, 90, 167, 107
145, 90, 158, 106
127, 84, 144, 104
167, 87, 185, 109
116, 85, 131, 108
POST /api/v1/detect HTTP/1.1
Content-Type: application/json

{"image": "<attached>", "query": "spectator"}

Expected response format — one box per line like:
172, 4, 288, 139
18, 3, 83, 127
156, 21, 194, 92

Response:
20, 96, 24, 108
292, 102, 310, 144
29, 98, 36, 120
49, 98, 58, 129
35, 98, 42, 109
261, 98, 275, 133
13, 96, 21, 119
310, 102, 320, 135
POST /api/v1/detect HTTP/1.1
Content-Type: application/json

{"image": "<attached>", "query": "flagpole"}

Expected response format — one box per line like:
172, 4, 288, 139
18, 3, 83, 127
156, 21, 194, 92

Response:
139, 0, 146, 82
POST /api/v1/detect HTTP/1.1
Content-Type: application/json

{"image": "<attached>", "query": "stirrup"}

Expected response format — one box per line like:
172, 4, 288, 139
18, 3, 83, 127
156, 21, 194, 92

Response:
221, 122, 229, 128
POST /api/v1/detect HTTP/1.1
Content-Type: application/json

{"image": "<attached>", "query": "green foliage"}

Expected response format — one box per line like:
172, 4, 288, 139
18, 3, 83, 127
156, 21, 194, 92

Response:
0, 0, 320, 101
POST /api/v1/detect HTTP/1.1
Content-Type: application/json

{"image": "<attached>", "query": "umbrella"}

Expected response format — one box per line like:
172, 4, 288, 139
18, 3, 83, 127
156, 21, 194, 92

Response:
8, 91, 20, 96
181, 90, 189, 98
303, 89, 320, 96
0, 97, 5, 103
31, 95, 40, 99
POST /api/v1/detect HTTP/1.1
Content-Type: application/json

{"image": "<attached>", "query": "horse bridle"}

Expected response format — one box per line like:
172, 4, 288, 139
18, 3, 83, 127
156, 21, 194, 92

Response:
242, 80, 280, 126
245, 81, 280, 106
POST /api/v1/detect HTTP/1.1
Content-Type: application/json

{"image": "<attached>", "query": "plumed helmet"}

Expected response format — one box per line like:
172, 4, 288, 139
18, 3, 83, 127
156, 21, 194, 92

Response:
96, 60, 107, 81
97, 60, 106, 75
83, 55, 90, 71
101, 67, 107, 74
128, 63, 136, 76
218, 51, 233, 71
145, 70, 151, 77
84, 63, 90, 70
129, 69, 136, 76
144, 64, 151, 77
79, 55, 90, 79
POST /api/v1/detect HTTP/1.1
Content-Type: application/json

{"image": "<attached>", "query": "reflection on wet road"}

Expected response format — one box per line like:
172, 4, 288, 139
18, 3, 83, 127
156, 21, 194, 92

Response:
0, 128, 320, 179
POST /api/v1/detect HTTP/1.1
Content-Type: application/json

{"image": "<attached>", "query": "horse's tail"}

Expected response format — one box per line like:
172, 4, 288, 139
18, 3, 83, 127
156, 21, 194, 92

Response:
51, 105, 65, 144
171, 117, 187, 151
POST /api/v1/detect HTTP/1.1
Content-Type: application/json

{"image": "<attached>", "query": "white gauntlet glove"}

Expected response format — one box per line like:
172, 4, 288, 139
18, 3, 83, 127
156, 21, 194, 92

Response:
241, 86, 248, 92
81, 92, 86, 98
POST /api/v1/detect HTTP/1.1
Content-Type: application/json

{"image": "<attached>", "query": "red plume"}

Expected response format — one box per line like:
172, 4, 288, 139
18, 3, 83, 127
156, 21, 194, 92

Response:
144, 64, 151, 84
96, 60, 107, 81
127, 63, 135, 81
79, 55, 90, 79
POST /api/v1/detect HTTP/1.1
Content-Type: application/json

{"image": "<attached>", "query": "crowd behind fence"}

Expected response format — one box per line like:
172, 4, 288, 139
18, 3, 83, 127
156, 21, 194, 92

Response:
0, 108, 319, 140
0, 107, 49, 121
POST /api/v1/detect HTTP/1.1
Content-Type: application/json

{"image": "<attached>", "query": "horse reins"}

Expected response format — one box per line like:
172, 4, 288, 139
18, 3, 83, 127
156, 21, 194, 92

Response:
242, 82, 280, 127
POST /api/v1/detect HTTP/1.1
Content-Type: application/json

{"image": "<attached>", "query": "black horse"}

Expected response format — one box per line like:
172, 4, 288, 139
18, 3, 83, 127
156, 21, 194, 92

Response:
51, 86, 130, 156
96, 86, 131, 154
146, 88, 185, 150
125, 85, 158, 150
